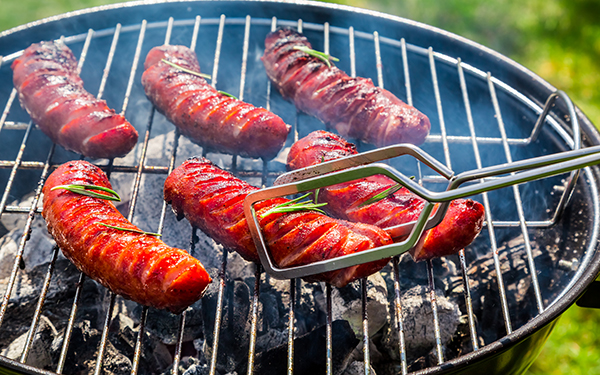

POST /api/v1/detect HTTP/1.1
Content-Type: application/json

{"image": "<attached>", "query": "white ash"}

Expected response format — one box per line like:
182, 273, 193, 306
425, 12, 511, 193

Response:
380, 285, 460, 362
1, 315, 57, 369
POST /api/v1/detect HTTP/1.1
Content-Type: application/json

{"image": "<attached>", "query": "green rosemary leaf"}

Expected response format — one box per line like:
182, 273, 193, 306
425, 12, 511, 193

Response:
261, 193, 328, 218
293, 46, 339, 68
358, 176, 416, 207
218, 90, 238, 100
98, 223, 162, 237
161, 59, 212, 80
51, 184, 121, 202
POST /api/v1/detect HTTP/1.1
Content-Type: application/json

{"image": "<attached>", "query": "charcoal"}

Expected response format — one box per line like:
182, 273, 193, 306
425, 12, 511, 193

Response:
250, 320, 359, 375
1, 315, 57, 369
0, 258, 103, 348
51, 320, 132, 375
379, 285, 460, 363
201, 277, 252, 374
342, 361, 377, 375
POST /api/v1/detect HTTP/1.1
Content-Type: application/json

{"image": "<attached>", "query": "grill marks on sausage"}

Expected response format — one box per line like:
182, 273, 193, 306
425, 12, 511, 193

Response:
141, 45, 290, 160
164, 157, 392, 287
262, 28, 431, 147
42, 161, 211, 314
11, 41, 138, 159
287, 131, 485, 261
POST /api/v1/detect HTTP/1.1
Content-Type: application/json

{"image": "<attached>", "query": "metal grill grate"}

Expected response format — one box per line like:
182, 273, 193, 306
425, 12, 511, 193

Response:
0, 12, 598, 375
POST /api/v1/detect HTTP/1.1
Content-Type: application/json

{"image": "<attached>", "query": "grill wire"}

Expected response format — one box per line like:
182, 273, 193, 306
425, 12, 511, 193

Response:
0, 13, 593, 375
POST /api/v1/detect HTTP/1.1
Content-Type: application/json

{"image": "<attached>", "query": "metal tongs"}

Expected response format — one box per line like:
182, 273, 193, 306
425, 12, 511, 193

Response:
244, 91, 600, 280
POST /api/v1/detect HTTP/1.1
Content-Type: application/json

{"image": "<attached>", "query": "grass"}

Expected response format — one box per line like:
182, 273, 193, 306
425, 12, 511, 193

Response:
2, 0, 600, 374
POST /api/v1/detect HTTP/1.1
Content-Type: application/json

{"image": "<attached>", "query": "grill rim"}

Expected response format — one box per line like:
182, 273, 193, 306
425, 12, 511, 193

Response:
1, 1, 600, 374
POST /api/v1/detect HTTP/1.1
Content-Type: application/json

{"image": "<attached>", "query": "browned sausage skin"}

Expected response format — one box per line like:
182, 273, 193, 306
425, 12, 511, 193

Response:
164, 157, 392, 287
12, 41, 138, 159
42, 161, 211, 314
262, 28, 431, 147
142, 45, 290, 160
287, 131, 485, 261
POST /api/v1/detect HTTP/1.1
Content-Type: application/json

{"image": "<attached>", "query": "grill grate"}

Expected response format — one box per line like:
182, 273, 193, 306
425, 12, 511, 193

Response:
0, 12, 598, 375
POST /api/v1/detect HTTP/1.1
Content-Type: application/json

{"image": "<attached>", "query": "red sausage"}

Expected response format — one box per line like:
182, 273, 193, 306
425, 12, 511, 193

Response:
262, 28, 431, 147
141, 45, 290, 160
164, 157, 392, 287
42, 161, 211, 314
12, 41, 138, 159
287, 131, 485, 261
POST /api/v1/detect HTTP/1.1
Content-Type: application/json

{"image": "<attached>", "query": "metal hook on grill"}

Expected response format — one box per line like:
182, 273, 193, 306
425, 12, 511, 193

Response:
244, 91, 600, 279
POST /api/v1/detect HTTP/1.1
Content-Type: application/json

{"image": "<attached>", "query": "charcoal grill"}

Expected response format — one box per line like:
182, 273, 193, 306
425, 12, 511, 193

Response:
1, 1, 600, 374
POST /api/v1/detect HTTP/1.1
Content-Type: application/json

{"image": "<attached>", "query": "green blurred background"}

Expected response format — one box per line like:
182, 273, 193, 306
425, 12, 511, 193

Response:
2, 0, 600, 374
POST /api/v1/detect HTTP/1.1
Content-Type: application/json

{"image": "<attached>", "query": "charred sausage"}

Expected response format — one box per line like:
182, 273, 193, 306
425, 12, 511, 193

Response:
262, 28, 430, 147
42, 161, 211, 314
164, 157, 392, 287
287, 131, 485, 261
12, 41, 138, 159
142, 45, 290, 160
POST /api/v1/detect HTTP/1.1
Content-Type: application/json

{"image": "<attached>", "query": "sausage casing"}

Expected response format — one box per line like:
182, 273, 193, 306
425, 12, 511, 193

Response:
142, 45, 290, 160
262, 28, 430, 147
287, 131, 485, 261
42, 161, 211, 314
164, 157, 392, 287
12, 41, 138, 159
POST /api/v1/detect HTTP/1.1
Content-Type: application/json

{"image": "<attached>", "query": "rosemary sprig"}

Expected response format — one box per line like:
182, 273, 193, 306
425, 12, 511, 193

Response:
98, 223, 162, 237
261, 193, 328, 218
358, 177, 415, 207
293, 46, 339, 68
161, 59, 212, 80
51, 184, 121, 202
218, 90, 238, 100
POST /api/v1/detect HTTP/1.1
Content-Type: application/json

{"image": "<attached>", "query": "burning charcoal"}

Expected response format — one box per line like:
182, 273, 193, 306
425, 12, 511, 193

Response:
1, 315, 57, 369
379, 285, 460, 364
51, 320, 132, 375
162, 356, 209, 375
201, 277, 252, 374
134, 300, 205, 346
250, 320, 359, 375
320, 273, 389, 338
342, 361, 377, 375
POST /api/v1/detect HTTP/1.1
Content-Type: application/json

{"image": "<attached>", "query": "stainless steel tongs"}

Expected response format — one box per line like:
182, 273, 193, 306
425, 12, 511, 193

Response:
243, 91, 600, 280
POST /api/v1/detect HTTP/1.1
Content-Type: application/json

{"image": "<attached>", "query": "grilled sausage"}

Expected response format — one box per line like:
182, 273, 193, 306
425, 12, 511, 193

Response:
142, 45, 291, 160
42, 161, 211, 314
164, 157, 392, 287
287, 131, 485, 261
11, 41, 138, 159
262, 28, 430, 147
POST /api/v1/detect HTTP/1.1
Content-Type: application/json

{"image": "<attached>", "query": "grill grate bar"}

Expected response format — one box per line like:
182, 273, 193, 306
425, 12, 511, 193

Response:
458, 61, 513, 334
247, 266, 262, 375
210, 15, 226, 89
326, 283, 333, 375
94, 292, 117, 375
238, 15, 252, 101
0, 89, 17, 136
171, 311, 187, 375
391, 257, 408, 375
96, 23, 121, 100
361, 278, 371, 374
18, 157, 57, 364
286, 279, 296, 375
208, 247, 228, 375
56, 273, 85, 374
427, 259, 445, 364
373, 31, 384, 89
0, 121, 35, 328
487, 74, 545, 314
121, 20, 147, 116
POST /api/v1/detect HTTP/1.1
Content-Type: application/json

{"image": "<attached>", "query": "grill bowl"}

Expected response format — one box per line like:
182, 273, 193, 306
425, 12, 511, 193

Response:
1, 1, 600, 374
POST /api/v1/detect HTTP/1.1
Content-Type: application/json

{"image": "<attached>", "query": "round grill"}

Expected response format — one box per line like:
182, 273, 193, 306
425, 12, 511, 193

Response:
1, 1, 599, 374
